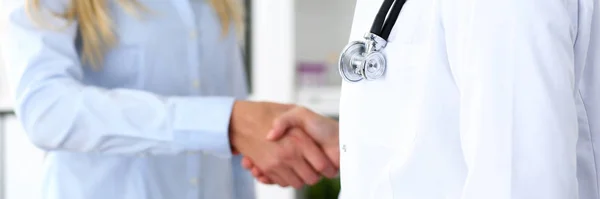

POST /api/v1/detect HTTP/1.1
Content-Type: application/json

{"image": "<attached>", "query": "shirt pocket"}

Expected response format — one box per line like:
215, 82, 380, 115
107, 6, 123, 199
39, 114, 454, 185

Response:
99, 46, 145, 88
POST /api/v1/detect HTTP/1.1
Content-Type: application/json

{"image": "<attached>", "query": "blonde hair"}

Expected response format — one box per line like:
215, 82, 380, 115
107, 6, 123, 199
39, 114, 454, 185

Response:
26, 0, 244, 67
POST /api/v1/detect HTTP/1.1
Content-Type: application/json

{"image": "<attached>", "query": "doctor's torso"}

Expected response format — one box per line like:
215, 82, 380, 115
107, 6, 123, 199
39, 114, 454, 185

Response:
339, 0, 600, 199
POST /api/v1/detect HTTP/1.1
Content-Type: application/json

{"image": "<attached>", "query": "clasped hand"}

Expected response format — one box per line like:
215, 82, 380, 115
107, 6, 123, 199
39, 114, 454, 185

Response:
229, 101, 339, 189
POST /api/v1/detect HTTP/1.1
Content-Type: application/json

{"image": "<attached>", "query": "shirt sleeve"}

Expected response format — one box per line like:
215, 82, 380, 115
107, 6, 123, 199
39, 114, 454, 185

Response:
1, 1, 234, 158
447, 0, 579, 198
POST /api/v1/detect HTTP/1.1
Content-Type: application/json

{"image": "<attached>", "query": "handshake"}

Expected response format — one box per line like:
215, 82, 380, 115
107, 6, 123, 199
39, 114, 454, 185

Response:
229, 101, 339, 189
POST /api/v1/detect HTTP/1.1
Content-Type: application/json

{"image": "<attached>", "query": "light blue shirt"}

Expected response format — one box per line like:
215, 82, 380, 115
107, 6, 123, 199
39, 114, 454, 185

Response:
2, 1, 255, 199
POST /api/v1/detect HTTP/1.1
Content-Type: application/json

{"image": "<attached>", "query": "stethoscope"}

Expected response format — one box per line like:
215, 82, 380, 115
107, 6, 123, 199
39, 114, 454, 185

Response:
338, 0, 406, 82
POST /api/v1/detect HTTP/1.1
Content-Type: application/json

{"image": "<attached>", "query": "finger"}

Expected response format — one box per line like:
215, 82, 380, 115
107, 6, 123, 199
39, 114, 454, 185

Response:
266, 129, 286, 141
248, 162, 266, 177
250, 168, 273, 184
241, 157, 254, 169
290, 158, 320, 185
258, 176, 274, 184
267, 111, 305, 140
252, 171, 270, 179
274, 168, 304, 189
267, 171, 288, 187
251, 167, 264, 177
326, 146, 341, 169
297, 133, 338, 178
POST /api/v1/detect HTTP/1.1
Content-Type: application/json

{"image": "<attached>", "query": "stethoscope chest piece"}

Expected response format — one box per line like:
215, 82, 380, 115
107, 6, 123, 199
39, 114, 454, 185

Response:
338, 0, 406, 83
339, 41, 367, 82
338, 34, 388, 82
363, 51, 386, 80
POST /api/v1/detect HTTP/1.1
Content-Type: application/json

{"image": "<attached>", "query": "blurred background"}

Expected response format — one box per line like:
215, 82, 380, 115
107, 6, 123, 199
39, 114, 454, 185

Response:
0, 0, 355, 199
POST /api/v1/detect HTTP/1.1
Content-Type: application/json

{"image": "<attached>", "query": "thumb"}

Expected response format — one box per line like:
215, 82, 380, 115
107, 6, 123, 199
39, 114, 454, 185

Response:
266, 111, 304, 140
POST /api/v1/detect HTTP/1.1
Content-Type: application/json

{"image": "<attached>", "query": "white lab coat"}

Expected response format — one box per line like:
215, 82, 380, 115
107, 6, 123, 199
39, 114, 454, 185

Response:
339, 0, 600, 198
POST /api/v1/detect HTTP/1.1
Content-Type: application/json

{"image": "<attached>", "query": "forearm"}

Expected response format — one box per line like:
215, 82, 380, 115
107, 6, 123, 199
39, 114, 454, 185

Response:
15, 78, 236, 156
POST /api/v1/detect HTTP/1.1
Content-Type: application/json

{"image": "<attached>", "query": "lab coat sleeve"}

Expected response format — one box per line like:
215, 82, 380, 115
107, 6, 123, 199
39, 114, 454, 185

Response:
1, 2, 234, 157
450, 0, 578, 198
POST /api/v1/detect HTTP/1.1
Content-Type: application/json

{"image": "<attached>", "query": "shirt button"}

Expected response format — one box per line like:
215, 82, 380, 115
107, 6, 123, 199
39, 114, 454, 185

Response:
189, 178, 198, 185
192, 80, 200, 88
189, 31, 197, 39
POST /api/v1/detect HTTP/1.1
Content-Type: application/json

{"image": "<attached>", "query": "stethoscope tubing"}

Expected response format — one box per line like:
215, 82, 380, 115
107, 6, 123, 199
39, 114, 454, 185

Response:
370, 0, 407, 41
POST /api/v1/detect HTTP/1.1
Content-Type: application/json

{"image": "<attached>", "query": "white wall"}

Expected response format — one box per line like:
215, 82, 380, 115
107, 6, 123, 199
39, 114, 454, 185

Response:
0, 2, 45, 199
293, 0, 356, 114
0, 0, 13, 111
295, 0, 356, 63
251, 0, 297, 199
251, 0, 296, 104
0, 8, 45, 196
3, 116, 45, 199
0, 50, 9, 110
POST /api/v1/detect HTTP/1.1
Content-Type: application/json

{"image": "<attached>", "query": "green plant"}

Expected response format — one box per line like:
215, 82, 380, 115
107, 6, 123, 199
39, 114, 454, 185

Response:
303, 177, 341, 199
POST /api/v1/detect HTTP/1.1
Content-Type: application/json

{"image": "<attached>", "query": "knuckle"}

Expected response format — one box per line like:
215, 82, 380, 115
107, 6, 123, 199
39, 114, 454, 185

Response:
309, 177, 320, 185
273, 117, 284, 125
272, 159, 283, 167
286, 139, 308, 148
303, 173, 318, 184
296, 106, 310, 114
263, 165, 273, 172
314, 162, 329, 173
291, 136, 305, 145
265, 161, 280, 171
277, 149, 295, 161
282, 153, 295, 162
241, 161, 252, 169
291, 181, 301, 188
275, 150, 286, 159
289, 104, 301, 110
261, 178, 272, 184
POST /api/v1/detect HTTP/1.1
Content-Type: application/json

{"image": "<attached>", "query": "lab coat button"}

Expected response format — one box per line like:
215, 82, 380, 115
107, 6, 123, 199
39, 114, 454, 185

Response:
342, 145, 347, 152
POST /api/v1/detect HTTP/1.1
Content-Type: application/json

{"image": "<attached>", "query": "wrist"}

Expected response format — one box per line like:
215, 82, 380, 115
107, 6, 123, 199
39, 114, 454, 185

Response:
228, 101, 296, 154
229, 100, 246, 154
229, 100, 262, 154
